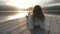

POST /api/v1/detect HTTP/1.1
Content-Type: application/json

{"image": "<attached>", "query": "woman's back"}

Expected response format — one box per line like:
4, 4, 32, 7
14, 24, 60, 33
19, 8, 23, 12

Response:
33, 17, 42, 26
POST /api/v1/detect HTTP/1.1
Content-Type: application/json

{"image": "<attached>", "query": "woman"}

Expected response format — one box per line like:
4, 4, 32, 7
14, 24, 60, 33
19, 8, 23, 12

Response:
32, 5, 46, 34
32, 5, 45, 29
27, 5, 46, 30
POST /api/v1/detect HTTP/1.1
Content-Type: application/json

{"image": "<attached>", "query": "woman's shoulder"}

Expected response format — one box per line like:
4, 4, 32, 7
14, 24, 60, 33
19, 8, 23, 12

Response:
26, 15, 33, 19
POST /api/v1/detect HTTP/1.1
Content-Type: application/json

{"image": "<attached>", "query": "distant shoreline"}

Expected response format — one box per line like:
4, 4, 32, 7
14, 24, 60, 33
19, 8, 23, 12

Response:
43, 10, 60, 15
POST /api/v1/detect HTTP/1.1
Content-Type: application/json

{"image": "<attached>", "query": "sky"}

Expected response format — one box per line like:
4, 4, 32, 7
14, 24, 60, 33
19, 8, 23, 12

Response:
44, 0, 60, 7
0, 0, 60, 8
0, 0, 60, 22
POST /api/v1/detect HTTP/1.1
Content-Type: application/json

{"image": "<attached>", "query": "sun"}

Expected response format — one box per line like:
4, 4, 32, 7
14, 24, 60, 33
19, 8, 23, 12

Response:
6, 0, 33, 9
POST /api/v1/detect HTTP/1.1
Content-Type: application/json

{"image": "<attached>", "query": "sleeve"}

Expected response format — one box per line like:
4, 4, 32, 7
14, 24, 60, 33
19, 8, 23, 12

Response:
27, 15, 33, 29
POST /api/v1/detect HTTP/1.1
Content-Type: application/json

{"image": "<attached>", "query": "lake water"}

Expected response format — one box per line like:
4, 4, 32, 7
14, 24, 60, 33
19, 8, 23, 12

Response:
0, 10, 60, 22
0, 11, 31, 22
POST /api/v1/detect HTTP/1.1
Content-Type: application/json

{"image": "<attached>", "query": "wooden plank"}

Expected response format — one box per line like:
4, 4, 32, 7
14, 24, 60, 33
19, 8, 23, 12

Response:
45, 16, 51, 34
0, 18, 26, 34
0, 17, 26, 28
6, 25, 27, 34
45, 16, 51, 31
1, 22, 26, 34
49, 17, 60, 34
55, 16, 60, 26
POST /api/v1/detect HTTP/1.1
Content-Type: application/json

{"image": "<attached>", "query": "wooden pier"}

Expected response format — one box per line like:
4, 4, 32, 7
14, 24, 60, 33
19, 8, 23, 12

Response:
0, 14, 60, 34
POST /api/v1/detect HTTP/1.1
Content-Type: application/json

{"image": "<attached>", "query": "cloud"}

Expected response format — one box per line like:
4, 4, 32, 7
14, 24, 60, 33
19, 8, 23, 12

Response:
47, 0, 60, 4
42, 0, 60, 7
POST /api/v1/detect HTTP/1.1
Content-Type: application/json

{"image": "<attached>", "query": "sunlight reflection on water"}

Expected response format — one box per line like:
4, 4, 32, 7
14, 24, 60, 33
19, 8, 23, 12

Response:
8, 11, 31, 20
8, 12, 28, 19
0, 11, 32, 22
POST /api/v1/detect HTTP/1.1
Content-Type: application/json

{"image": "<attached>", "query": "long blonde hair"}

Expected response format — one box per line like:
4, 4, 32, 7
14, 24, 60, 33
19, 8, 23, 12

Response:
32, 5, 44, 21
